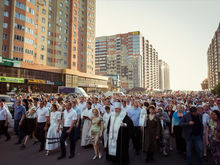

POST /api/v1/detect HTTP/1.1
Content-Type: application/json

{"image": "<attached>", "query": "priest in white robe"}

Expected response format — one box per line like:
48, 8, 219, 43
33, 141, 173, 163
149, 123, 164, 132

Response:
106, 102, 134, 165
103, 106, 111, 149
81, 101, 93, 147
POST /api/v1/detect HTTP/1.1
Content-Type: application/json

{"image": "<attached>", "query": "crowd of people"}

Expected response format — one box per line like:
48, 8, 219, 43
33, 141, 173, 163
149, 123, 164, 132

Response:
0, 92, 220, 165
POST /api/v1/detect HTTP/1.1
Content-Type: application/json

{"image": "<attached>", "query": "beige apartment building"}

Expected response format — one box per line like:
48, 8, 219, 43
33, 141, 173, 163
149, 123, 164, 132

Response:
0, 0, 107, 93
207, 23, 220, 90
159, 59, 170, 90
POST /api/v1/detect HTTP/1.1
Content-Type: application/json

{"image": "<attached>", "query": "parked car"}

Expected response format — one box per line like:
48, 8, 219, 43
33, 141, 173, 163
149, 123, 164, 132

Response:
0, 95, 14, 117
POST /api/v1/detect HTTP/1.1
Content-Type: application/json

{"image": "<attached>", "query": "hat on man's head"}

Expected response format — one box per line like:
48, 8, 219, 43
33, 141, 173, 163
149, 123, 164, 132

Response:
114, 102, 121, 109
190, 106, 197, 112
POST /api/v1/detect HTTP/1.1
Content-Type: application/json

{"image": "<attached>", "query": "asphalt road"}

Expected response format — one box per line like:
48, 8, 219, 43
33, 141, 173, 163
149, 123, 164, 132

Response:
0, 135, 213, 165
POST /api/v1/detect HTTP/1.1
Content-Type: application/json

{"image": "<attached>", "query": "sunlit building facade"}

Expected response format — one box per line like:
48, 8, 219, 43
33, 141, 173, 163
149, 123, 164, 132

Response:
207, 23, 220, 90
95, 31, 143, 89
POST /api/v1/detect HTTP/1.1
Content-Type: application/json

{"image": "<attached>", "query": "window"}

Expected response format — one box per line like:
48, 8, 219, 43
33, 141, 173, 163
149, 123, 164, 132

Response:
16, 1, 26, 10
4, 0, 9, 6
3, 34, 7, 40
58, 51, 62, 55
49, 6, 52, 11
64, 61, 67, 65
25, 27, 34, 34
3, 23, 8, 28
73, 24, 76, 30
42, 18, 45, 23
41, 27, 45, 32
58, 42, 62, 47
58, 34, 62, 39
73, 54, 76, 58
48, 31, 51, 36
41, 36, 45, 41
73, 62, 76, 66
43, 0, 46, 6
65, 14, 68, 18
26, 17, 35, 25
41, 45, 44, 50
49, 14, 52, 19
2, 45, 7, 52
64, 52, 67, 56
25, 38, 34, 45
15, 12, 25, 21
74, 10, 77, 15
42, 9, 46, 14
48, 23, 51, 27
14, 46, 24, 53
64, 37, 67, 42
73, 47, 76, 51
25, 49, 33, 55
14, 34, 24, 42
59, 18, 62, 23
59, 2, 63, 7
27, 0, 36, 5
27, 7, 35, 15
40, 55, 44, 60
59, 26, 62, 31
59, 10, 63, 15
74, 17, 77, 22
4, 11, 9, 17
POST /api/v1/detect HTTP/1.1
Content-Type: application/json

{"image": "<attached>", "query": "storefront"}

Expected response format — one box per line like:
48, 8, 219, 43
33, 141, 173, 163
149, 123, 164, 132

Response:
27, 79, 63, 93
0, 76, 25, 94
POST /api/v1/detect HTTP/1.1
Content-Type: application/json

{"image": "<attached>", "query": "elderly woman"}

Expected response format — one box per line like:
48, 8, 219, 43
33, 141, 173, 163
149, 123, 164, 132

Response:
143, 105, 161, 162
86, 108, 104, 160
206, 110, 220, 165
172, 104, 186, 154
156, 107, 170, 156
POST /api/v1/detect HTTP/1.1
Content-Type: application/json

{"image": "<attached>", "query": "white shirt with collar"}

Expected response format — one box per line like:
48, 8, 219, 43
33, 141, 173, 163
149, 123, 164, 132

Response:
63, 108, 77, 127
0, 107, 7, 120
78, 102, 87, 113
36, 107, 49, 123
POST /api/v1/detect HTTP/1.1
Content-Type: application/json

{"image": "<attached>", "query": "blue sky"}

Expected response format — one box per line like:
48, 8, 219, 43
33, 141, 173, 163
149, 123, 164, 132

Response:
96, 0, 220, 90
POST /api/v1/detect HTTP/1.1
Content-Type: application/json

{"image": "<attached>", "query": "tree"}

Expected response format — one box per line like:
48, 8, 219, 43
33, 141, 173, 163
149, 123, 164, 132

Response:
211, 83, 220, 97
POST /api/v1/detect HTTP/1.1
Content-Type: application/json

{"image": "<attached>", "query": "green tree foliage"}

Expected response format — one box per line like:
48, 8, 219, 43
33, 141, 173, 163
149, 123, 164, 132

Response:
212, 83, 220, 97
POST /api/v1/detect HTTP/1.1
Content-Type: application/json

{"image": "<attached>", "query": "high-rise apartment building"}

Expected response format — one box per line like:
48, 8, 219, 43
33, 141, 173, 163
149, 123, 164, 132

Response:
0, 0, 96, 73
159, 59, 170, 90
95, 31, 143, 89
207, 23, 220, 90
142, 38, 159, 90
78, 0, 96, 74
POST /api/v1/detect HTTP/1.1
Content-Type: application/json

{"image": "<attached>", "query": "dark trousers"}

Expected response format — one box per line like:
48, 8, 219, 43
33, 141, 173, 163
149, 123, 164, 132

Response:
74, 120, 81, 142
35, 122, 46, 149
174, 125, 186, 153
131, 126, 141, 152
60, 127, 75, 156
14, 119, 24, 143
186, 135, 203, 165
0, 120, 10, 139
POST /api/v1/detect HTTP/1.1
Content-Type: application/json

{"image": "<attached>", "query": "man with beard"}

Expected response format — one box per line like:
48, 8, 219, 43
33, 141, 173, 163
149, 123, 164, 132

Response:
106, 101, 134, 165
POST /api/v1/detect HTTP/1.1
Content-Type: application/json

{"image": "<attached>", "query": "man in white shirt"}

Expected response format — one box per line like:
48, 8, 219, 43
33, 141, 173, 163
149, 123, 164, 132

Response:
35, 101, 49, 152
77, 97, 87, 114
0, 101, 10, 141
58, 102, 77, 160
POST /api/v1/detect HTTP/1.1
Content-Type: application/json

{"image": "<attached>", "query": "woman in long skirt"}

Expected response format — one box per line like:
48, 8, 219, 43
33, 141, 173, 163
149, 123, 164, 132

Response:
21, 100, 38, 149
45, 104, 61, 156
